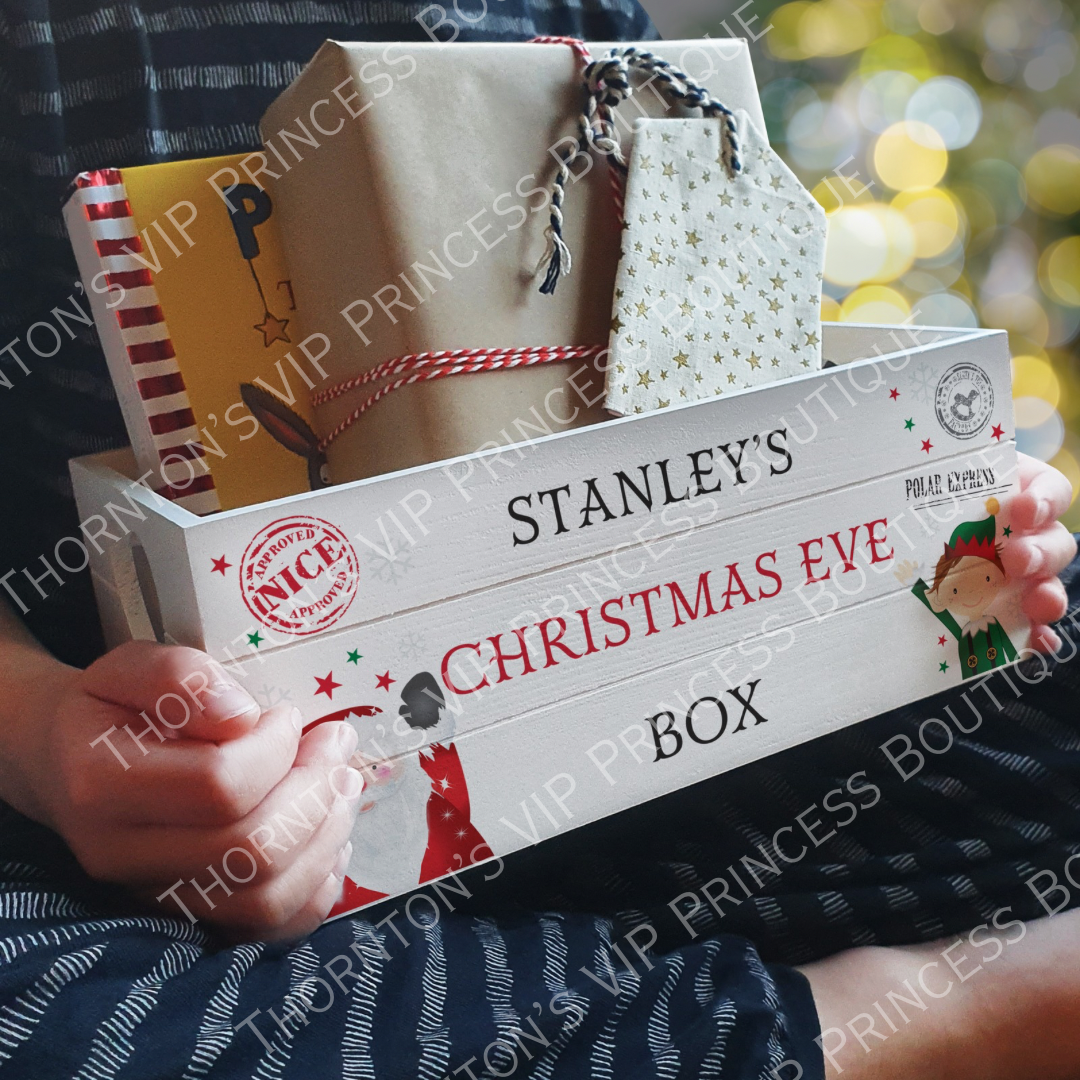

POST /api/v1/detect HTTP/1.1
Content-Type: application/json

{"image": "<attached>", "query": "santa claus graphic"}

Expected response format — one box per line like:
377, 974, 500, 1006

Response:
398, 672, 492, 883
321, 672, 490, 919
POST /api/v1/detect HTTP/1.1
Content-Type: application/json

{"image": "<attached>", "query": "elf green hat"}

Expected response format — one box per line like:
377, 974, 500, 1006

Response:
944, 497, 1002, 570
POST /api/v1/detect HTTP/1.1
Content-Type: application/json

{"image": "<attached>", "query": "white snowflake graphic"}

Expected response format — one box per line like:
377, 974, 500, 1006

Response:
365, 536, 414, 585
253, 683, 293, 709
398, 630, 426, 663
909, 361, 936, 405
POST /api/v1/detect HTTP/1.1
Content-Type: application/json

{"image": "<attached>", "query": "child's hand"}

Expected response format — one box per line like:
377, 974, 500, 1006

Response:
26, 641, 362, 941
1002, 453, 1077, 653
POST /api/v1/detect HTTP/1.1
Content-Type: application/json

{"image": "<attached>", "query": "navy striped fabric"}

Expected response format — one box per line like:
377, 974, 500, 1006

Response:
2, 3, 1080, 1078
2, 572, 1080, 1078
0, 0, 655, 671
0, 3, 826, 1077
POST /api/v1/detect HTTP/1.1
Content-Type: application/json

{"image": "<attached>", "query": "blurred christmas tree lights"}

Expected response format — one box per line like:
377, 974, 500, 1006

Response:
689, 0, 1080, 524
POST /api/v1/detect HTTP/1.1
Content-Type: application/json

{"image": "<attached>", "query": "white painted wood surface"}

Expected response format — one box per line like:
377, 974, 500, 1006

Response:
225, 446, 1018, 751
73, 325, 1011, 656
69, 322, 1022, 913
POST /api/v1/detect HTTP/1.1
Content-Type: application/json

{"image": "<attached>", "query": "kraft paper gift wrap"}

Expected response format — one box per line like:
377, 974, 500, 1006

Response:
605, 113, 827, 414
259, 39, 766, 484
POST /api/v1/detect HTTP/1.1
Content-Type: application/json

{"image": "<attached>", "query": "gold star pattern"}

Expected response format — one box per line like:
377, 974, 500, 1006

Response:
605, 118, 827, 416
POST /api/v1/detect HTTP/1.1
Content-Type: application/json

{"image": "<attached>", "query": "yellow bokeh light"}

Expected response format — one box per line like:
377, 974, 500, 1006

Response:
1012, 354, 1061, 410
949, 274, 973, 300
824, 206, 888, 285
812, 180, 844, 214
864, 203, 916, 281
892, 187, 963, 259
1014, 396, 1058, 428
766, 2, 814, 60
1024, 144, 1080, 217
1050, 448, 1080, 510
840, 284, 911, 323
812, 175, 874, 214
873, 122, 948, 191
859, 35, 935, 79
821, 295, 842, 322
798, 0, 880, 57
768, 0, 880, 60
1039, 236, 1080, 308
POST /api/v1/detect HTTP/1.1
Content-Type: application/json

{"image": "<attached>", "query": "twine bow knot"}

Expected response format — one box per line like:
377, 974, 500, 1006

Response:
536, 42, 744, 295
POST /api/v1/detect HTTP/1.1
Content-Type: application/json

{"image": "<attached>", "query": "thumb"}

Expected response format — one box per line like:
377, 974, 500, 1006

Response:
82, 640, 261, 742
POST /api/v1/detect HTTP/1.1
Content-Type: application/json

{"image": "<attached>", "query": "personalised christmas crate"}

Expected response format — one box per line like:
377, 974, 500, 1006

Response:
70, 322, 1025, 910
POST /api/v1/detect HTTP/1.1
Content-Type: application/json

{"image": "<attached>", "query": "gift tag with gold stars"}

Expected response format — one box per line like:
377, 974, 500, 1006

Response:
604, 113, 827, 416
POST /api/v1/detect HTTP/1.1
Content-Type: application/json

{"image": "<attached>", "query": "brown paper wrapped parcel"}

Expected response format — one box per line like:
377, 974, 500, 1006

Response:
258, 39, 766, 484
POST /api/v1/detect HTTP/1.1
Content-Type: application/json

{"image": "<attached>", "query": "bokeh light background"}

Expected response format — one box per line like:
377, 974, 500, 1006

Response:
646, 0, 1080, 527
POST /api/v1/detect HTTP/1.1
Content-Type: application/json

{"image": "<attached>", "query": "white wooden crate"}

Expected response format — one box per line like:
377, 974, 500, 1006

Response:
71, 322, 1024, 908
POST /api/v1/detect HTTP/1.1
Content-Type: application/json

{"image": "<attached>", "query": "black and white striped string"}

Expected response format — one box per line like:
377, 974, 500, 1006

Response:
532, 41, 744, 295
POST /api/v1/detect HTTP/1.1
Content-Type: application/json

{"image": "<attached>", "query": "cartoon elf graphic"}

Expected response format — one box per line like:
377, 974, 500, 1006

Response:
896, 497, 1017, 679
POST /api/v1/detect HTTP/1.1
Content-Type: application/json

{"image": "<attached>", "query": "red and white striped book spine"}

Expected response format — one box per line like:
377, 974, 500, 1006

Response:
64, 169, 220, 516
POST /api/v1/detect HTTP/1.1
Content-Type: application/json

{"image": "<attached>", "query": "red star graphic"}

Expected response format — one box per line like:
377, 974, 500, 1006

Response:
921, 439, 933, 454
991, 423, 1004, 441
211, 556, 231, 575
938, 635, 947, 647
315, 672, 342, 700
376, 671, 395, 692
889, 388, 899, 400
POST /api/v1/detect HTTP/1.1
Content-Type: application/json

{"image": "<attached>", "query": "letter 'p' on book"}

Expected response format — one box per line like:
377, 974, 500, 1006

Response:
63, 155, 323, 513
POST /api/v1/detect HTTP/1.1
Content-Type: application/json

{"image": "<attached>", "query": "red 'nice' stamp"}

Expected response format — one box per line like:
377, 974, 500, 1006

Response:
240, 516, 359, 636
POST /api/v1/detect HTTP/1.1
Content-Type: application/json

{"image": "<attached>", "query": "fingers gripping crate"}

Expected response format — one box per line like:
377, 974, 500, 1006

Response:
70, 323, 1022, 909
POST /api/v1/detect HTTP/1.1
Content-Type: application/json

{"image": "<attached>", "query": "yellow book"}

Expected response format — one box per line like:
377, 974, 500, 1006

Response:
64, 154, 326, 514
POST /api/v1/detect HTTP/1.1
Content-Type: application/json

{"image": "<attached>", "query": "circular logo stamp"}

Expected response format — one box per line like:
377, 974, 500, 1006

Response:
240, 515, 359, 636
934, 362, 994, 440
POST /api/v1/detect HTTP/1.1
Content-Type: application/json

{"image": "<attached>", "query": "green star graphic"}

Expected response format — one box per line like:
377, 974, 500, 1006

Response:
347, 649, 362, 665
904, 418, 915, 431
1002, 526, 1012, 538
939, 661, 949, 673
247, 631, 264, 648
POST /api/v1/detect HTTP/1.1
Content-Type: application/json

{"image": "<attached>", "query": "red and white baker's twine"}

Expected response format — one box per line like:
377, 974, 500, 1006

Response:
314, 344, 606, 451
311, 41, 742, 447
